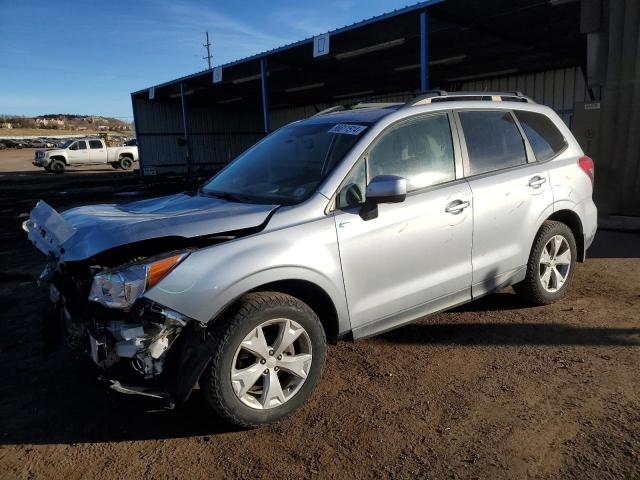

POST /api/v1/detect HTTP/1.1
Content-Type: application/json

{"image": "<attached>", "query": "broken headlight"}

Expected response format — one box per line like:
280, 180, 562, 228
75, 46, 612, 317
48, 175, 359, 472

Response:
89, 252, 189, 309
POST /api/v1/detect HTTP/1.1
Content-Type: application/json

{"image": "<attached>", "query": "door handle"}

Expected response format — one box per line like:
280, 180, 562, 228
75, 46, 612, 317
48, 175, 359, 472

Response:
528, 176, 547, 188
445, 200, 470, 214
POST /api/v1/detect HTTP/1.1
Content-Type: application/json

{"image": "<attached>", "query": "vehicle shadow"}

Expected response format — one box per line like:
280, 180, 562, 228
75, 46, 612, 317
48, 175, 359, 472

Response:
0, 352, 243, 446
380, 314, 640, 347
449, 292, 532, 312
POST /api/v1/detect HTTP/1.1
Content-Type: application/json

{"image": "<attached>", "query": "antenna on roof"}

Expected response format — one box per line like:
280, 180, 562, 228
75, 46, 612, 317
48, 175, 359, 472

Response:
203, 32, 213, 70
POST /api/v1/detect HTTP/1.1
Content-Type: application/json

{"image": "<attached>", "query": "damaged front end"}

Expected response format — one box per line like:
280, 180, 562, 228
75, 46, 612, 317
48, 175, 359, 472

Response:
23, 199, 266, 407
40, 253, 215, 407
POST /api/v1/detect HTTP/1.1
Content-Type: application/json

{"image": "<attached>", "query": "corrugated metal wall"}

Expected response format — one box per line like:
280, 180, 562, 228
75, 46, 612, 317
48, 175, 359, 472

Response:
591, 0, 640, 217
267, 67, 588, 129
455, 67, 590, 127
134, 96, 263, 175
135, 67, 588, 175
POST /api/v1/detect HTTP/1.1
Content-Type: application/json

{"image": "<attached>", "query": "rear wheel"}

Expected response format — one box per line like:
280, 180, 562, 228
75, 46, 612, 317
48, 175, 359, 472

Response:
118, 156, 133, 170
513, 220, 577, 305
200, 292, 326, 428
50, 159, 65, 174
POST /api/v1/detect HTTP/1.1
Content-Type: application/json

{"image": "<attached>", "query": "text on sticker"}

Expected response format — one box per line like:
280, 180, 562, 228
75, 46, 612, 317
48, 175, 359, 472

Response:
328, 124, 367, 135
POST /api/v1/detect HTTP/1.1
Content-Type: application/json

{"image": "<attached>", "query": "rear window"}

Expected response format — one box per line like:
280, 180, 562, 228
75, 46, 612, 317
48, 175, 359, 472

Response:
514, 111, 567, 161
459, 110, 527, 175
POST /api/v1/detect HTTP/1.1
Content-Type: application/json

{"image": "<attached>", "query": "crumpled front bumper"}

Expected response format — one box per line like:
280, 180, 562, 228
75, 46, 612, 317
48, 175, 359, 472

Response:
22, 201, 76, 258
43, 282, 216, 407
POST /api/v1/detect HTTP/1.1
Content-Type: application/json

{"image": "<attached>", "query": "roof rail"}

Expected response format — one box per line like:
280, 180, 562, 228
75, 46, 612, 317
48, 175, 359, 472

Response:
313, 106, 346, 116
407, 90, 535, 107
351, 102, 404, 110
312, 102, 403, 117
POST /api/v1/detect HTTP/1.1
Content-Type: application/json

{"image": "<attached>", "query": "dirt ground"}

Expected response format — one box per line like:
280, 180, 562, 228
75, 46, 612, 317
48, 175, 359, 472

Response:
0, 151, 638, 480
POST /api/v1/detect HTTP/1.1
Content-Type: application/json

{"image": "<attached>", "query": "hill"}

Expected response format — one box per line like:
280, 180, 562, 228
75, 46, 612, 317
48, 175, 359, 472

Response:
0, 114, 133, 132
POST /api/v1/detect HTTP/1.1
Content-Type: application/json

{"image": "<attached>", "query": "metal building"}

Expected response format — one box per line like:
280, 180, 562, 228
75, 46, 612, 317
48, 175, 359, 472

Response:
131, 0, 640, 219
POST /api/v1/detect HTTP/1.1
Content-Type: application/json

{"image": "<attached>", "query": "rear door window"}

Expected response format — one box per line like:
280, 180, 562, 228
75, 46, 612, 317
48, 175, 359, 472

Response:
89, 140, 103, 149
459, 111, 527, 175
514, 110, 567, 161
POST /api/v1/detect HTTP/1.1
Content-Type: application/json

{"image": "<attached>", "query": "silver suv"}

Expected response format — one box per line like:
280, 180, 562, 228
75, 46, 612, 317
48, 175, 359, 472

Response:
24, 91, 597, 427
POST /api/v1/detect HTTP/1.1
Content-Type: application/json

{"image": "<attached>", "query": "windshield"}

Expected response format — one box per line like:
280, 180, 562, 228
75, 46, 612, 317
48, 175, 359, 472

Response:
202, 121, 370, 205
58, 140, 74, 148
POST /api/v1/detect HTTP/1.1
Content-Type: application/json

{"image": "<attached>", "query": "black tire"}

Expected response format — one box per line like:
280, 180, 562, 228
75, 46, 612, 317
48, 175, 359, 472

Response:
50, 159, 65, 174
200, 292, 327, 428
118, 156, 133, 170
44, 165, 52, 172
513, 220, 577, 305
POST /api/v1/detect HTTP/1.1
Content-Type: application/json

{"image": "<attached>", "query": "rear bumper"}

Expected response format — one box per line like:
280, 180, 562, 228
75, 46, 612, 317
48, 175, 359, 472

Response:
581, 198, 598, 260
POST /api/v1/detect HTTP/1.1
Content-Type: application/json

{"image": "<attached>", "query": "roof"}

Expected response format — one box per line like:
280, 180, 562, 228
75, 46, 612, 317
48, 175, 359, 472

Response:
303, 105, 403, 124
132, 0, 584, 111
132, 0, 444, 96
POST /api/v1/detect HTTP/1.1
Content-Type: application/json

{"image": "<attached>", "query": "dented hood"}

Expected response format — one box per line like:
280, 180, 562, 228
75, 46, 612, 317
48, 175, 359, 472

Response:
25, 193, 278, 262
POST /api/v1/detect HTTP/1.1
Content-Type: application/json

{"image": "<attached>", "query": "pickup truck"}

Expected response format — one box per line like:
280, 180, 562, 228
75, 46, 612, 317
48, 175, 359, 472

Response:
33, 138, 139, 173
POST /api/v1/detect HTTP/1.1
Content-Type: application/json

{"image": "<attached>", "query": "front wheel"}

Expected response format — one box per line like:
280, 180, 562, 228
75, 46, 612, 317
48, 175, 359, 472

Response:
118, 157, 133, 170
513, 220, 577, 305
50, 159, 65, 174
200, 292, 327, 428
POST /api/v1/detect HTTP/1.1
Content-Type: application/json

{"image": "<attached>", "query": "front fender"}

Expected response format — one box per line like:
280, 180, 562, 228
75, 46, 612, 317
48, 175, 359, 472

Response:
144, 215, 350, 335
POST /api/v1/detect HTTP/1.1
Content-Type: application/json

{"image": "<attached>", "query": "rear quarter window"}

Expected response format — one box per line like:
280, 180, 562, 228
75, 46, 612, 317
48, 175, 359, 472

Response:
459, 110, 527, 175
515, 111, 567, 161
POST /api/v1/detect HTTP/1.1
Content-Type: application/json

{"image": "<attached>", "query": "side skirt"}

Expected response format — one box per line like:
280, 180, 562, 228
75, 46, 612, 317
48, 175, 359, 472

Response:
351, 288, 471, 340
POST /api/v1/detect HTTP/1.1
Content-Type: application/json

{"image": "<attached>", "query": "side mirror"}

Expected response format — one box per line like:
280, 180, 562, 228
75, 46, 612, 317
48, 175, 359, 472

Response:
360, 175, 407, 220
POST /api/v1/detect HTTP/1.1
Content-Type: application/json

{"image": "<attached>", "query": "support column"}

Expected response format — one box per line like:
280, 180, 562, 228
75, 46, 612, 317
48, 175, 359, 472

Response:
260, 58, 270, 134
420, 10, 430, 92
179, 82, 192, 179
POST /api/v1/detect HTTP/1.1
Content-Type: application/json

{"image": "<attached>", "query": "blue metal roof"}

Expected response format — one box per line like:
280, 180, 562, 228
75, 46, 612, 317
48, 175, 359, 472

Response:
131, 0, 444, 95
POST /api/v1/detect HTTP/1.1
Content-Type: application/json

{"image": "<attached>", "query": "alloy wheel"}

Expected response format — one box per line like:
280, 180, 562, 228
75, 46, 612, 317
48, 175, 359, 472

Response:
231, 318, 312, 410
539, 234, 571, 292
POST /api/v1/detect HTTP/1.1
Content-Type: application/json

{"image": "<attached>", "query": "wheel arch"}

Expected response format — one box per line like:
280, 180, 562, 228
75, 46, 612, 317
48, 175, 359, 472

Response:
546, 209, 585, 262
212, 279, 342, 344
49, 155, 67, 164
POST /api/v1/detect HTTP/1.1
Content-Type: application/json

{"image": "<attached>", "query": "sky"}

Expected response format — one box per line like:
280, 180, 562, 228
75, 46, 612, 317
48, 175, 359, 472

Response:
0, 0, 414, 121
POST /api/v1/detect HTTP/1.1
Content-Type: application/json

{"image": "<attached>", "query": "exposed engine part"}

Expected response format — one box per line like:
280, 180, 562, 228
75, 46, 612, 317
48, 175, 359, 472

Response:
87, 307, 186, 377
63, 306, 85, 350
41, 252, 210, 406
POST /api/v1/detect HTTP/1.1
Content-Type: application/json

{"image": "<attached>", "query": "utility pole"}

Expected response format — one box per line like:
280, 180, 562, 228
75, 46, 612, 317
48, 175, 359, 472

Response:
203, 32, 213, 70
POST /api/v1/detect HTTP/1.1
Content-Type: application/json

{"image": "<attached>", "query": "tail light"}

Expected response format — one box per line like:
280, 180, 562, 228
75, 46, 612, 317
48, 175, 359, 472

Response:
578, 156, 594, 186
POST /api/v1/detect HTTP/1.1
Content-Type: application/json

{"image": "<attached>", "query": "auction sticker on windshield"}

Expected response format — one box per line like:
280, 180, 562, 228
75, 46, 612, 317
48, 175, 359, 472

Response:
328, 124, 367, 135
